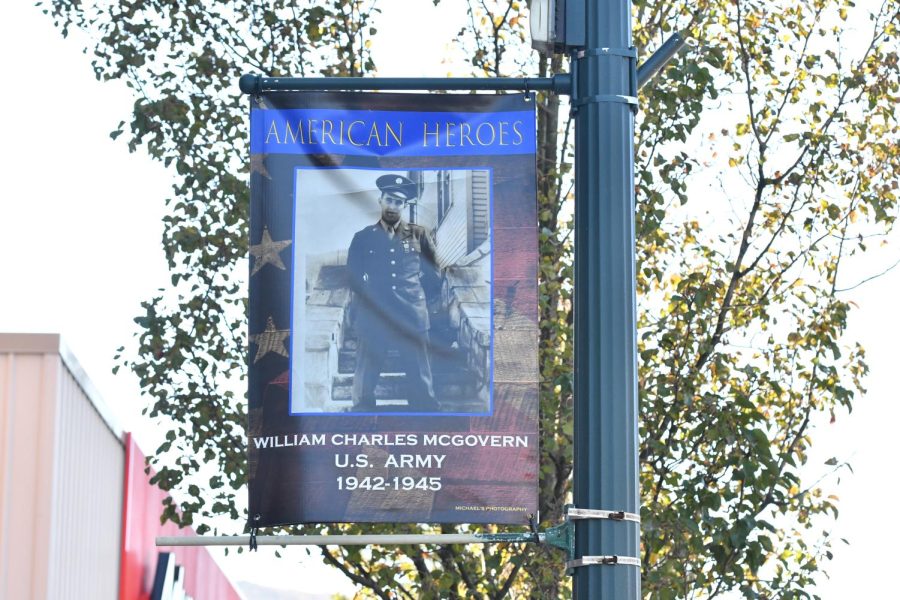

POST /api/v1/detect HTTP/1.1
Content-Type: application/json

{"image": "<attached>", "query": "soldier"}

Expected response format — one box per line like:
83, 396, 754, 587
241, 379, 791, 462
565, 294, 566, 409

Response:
346, 173, 443, 412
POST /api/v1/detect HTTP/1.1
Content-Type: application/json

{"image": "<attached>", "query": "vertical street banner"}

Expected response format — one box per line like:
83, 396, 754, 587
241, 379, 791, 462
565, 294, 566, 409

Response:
247, 92, 539, 525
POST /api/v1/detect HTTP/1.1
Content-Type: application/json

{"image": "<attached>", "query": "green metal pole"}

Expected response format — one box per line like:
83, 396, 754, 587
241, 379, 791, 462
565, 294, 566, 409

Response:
573, 0, 641, 597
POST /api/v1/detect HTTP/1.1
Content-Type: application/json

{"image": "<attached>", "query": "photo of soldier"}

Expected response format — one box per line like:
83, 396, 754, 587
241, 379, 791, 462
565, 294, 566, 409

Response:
292, 167, 493, 415
346, 174, 443, 412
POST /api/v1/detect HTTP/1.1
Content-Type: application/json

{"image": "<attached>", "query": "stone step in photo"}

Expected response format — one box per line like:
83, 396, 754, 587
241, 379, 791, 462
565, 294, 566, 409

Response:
338, 349, 401, 373
321, 398, 489, 414
321, 399, 433, 413
331, 372, 476, 402
338, 349, 472, 375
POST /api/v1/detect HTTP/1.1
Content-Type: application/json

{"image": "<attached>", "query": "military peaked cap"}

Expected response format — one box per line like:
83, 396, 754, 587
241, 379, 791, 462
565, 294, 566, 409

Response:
376, 173, 418, 201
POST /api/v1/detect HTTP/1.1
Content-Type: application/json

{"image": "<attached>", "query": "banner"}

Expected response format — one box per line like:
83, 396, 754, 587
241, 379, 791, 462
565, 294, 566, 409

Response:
247, 92, 539, 525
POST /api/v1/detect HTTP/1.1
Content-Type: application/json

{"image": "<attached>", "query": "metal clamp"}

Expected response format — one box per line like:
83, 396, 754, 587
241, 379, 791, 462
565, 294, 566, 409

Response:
566, 507, 640, 524
570, 46, 639, 115
571, 94, 639, 108
567, 555, 641, 569
583, 47, 638, 59
562, 506, 641, 575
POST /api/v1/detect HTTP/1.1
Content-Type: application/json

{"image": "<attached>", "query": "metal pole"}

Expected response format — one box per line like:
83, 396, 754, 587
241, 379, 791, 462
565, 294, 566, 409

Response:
573, 0, 640, 597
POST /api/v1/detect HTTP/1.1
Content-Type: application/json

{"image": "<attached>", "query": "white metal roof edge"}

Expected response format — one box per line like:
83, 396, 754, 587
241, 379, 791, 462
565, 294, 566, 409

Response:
57, 337, 125, 443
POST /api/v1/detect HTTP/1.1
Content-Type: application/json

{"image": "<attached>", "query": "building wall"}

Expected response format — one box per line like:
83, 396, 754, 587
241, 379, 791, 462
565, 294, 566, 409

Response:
422, 169, 490, 269
47, 358, 124, 599
0, 333, 123, 599
1, 333, 243, 599
469, 170, 490, 251
435, 173, 471, 267
0, 347, 57, 600
412, 170, 439, 232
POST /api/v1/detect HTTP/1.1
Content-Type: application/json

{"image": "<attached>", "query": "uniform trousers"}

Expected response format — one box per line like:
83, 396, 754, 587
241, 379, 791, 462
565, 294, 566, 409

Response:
352, 330, 438, 411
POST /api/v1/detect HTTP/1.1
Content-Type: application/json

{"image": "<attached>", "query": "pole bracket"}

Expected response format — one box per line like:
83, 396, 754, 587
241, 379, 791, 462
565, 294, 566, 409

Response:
472, 518, 575, 559
541, 520, 575, 559
570, 46, 639, 114
561, 505, 640, 575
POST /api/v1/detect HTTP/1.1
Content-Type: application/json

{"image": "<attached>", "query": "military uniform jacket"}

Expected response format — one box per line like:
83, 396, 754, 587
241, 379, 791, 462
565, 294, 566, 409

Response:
347, 221, 442, 338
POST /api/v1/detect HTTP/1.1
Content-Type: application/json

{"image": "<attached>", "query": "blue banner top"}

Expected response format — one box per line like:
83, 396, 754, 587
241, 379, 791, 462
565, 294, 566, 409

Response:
250, 107, 535, 156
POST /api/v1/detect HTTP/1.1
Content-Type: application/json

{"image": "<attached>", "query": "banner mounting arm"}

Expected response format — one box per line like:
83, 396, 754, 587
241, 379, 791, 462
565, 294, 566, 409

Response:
156, 529, 570, 548
238, 74, 573, 95
238, 32, 690, 98
155, 505, 636, 571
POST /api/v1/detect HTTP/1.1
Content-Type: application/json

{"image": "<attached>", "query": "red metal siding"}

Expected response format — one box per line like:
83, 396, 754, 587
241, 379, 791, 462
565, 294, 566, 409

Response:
118, 434, 242, 600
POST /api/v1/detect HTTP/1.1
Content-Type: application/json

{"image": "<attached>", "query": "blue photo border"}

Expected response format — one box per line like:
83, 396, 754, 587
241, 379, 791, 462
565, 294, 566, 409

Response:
288, 165, 495, 417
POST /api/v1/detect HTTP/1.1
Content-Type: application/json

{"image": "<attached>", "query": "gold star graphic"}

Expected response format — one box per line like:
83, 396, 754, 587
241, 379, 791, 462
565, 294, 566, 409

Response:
250, 226, 292, 276
250, 316, 290, 363
250, 154, 271, 179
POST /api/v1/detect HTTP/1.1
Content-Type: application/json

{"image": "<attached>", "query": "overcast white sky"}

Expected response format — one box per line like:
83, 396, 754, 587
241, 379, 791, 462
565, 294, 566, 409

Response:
0, 1, 896, 597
